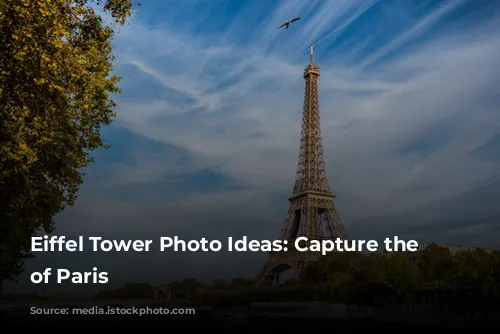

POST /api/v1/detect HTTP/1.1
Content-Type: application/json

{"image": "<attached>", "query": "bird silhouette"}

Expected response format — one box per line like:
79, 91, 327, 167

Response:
279, 17, 300, 30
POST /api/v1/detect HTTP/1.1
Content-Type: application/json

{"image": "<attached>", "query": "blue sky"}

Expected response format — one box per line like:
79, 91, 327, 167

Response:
8, 0, 500, 293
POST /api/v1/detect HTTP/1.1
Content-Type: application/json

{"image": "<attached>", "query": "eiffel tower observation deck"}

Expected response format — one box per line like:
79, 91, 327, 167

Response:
254, 45, 348, 287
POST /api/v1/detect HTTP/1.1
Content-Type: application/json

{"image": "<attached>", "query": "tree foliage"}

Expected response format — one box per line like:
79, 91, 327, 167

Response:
186, 247, 500, 310
417, 243, 454, 285
301, 251, 422, 305
454, 249, 499, 297
0, 0, 133, 286
85, 247, 500, 315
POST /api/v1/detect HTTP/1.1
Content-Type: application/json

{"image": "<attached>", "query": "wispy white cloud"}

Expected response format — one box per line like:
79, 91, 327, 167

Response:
314, 0, 383, 51
110, 5, 500, 212
298, 1, 356, 45
359, 0, 467, 69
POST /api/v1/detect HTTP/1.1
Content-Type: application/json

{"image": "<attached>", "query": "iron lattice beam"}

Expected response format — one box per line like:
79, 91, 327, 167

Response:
254, 47, 348, 288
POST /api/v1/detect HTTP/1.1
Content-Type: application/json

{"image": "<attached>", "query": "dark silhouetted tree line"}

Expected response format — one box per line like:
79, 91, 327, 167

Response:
190, 245, 500, 314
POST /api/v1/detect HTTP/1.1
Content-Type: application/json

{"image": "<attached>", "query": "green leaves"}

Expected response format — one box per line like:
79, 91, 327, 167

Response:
0, 0, 133, 285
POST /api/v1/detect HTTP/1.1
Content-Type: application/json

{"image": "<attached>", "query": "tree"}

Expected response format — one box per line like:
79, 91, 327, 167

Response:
418, 243, 454, 286
0, 0, 134, 288
381, 252, 422, 303
230, 277, 252, 288
212, 279, 226, 288
123, 282, 154, 298
301, 251, 362, 284
300, 251, 364, 303
356, 253, 386, 283
350, 253, 391, 305
453, 250, 499, 304
169, 279, 202, 297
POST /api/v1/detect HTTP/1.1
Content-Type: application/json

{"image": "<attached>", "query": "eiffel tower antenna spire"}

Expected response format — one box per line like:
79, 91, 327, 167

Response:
253, 47, 348, 288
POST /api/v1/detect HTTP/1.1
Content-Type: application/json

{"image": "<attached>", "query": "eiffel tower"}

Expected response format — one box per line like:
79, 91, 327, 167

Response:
253, 45, 348, 287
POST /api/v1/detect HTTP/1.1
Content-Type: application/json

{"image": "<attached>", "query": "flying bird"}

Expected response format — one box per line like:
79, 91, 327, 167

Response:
279, 17, 300, 30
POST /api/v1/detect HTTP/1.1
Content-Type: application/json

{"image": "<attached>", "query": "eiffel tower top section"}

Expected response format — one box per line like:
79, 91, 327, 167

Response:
304, 45, 320, 77
291, 45, 332, 199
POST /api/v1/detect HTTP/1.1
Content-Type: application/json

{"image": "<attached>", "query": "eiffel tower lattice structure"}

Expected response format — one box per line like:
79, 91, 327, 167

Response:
253, 45, 348, 287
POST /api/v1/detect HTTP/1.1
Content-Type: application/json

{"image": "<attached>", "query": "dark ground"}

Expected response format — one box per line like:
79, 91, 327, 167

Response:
3, 310, 499, 331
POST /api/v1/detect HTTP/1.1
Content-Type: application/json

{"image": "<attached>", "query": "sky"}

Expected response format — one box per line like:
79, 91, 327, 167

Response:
7, 0, 500, 294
